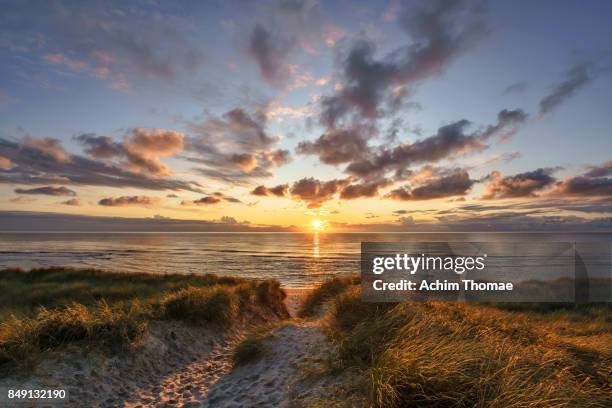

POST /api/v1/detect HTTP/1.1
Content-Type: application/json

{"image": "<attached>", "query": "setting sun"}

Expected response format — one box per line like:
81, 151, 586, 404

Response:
311, 219, 324, 231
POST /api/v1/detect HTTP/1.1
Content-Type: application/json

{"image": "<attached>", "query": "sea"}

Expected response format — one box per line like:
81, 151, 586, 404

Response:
0, 232, 610, 288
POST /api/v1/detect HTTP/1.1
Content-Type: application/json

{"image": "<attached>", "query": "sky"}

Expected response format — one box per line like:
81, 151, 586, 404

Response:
0, 0, 611, 231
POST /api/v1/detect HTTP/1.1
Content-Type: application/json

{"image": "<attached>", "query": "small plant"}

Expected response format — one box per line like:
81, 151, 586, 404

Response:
162, 286, 238, 326
232, 324, 277, 366
299, 276, 360, 318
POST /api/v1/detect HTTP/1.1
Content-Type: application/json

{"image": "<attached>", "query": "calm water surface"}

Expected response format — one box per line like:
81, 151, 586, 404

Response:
0, 232, 610, 288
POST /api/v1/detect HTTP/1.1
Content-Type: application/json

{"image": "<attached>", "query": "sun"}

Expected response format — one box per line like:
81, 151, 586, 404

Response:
311, 219, 324, 231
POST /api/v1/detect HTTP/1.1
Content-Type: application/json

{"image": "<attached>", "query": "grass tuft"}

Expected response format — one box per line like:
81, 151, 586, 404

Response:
232, 323, 280, 366
0, 267, 288, 372
162, 286, 238, 325
323, 282, 612, 408
299, 276, 360, 318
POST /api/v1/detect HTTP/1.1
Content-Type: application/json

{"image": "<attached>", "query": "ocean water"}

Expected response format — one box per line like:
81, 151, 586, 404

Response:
0, 232, 610, 288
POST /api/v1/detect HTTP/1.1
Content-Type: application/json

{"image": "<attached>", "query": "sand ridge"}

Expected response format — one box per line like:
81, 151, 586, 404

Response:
0, 289, 352, 407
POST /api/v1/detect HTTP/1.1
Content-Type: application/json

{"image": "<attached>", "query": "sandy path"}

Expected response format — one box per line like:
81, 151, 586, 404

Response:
123, 330, 242, 407
2, 290, 347, 407
204, 319, 329, 407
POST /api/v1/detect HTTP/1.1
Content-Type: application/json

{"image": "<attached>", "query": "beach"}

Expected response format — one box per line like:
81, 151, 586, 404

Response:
1, 268, 610, 407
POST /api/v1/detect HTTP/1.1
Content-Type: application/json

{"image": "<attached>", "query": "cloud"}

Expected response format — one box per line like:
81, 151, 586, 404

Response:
181, 192, 241, 205
76, 128, 184, 176
482, 168, 559, 199
296, 126, 372, 165
503, 81, 528, 94
0, 211, 295, 232
98, 196, 159, 207
346, 119, 484, 179
339, 179, 392, 199
185, 108, 290, 184
386, 169, 474, 200
23, 136, 71, 163
584, 160, 612, 178
246, 0, 331, 87
319, 0, 488, 126
539, 63, 593, 115
457, 198, 612, 214
289, 177, 349, 208
4, 2, 205, 89
9, 196, 37, 204
14, 185, 77, 196
60, 198, 80, 206
250, 183, 289, 197
0, 137, 202, 192
189, 196, 221, 205
552, 176, 612, 197
249, 24, 293, 86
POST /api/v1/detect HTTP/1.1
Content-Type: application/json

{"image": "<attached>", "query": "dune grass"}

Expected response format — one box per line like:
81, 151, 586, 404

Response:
318, 283, 611, 408
0, 267, 288, 371
298, 276, 360, 318
232, 323, 283, 366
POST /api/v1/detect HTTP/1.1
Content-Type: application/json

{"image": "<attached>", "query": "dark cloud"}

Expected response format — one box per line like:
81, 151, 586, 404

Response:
191, 196, 221, 205
0, 211, 295, 232
181, 192, 241, 205
289, 177, 349, 208
320, 0, 488, 126
60, 198, 80, 206
249, 24, 292, 86
76, 128, 184, 176
335, 110, 526, 180
0, 137, 202, 192
553, 176, 612, 197
246, 0, 329, 87
339, 179, 391, 199
482, 168, 558, 199
539, 63, 593, 115
14, 185, 76, 196
480, 109, 528, 141
296, 126, 371, 165
457, 198, 612, 214
386, 169, 474, 200
503, 81, 528, 94
185, 108, 290, 185
98, 196, 159, 206
584, 160, 612, 178
250, 183, 289, 197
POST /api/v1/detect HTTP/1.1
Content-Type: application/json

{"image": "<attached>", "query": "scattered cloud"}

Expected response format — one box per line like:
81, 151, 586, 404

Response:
98, 196, 160, 207
185, 107, 290, 184
482, 168, 559, 199
14, 185, 76, 196
289, 177, 349, 208
503, 81, 528, 95
584, 160, 612, 178
250, 183, 289, 197
0, 137, 202, 192
60, 198, 80, 206
319, 0, 488, 126
552, 176, 612, 197
386, 169, 474, 201
76, 128, 184, 176
539, 63, 593, 115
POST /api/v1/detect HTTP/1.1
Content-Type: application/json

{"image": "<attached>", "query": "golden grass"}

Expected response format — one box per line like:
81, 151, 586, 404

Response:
322, 284, 612, 408
298, 276, 360, 318
0, 267, 288, 372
